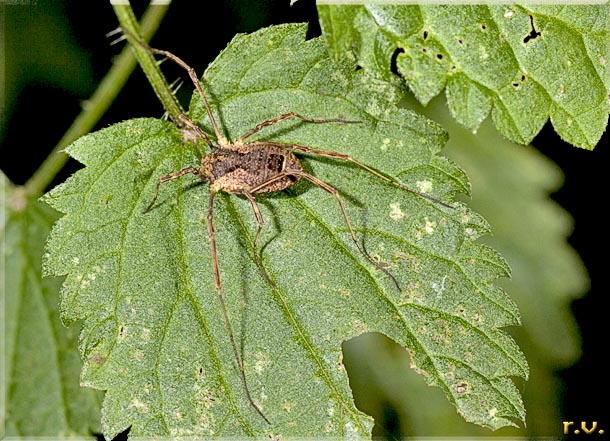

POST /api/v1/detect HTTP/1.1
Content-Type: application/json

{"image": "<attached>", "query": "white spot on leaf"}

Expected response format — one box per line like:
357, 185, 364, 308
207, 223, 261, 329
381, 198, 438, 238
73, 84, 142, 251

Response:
416, 180, 433, 193
255, 352, 268, 374
424, 219, 437, 234
130, 397, 149, 412
431, 275, 448, 300
389, 203, 405, 220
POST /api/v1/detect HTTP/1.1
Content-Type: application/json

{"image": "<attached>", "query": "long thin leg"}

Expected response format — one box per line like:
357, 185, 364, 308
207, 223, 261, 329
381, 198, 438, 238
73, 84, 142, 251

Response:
241, 192, 265, 252
177, 114, 213, 151
297, 171, 401, 290
236, 112, 360, 143
207, 191, 271, 424
143, 166, 202, 213
138, 43, 225, 144
239, 192, 275, 288
252, 171, 402, 290
118, 28, 215, 148
249, 141, 454, 209
249, 141, 455, 209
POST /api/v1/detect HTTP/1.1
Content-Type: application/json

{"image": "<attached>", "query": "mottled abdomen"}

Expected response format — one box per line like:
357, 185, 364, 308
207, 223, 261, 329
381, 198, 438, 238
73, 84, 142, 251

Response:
201, 144, 302, 194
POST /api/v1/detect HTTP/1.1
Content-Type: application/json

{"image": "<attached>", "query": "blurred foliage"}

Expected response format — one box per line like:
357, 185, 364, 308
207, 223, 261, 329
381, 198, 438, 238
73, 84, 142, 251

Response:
2, 174, 103, 437
0, 0, 94, 143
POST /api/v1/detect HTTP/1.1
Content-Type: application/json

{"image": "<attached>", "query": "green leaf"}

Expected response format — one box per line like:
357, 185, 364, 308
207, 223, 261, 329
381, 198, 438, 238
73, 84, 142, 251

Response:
318, 4, 610, 149
1, 173, 102, 436
344, 93, 587, 437
439, 96, 587, 435
42, 23, 527, 437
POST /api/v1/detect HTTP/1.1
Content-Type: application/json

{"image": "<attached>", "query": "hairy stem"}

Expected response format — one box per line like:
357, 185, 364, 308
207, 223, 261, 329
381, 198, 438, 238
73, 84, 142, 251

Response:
24, 2, 171, 197
112, 2, 185, 123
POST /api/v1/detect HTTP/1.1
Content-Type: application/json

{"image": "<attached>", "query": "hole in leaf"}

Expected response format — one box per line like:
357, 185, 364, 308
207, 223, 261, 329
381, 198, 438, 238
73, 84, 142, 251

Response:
423, 29, 429, 40
390, 47, 405, 76
436, 53, 443, 60
523, 15, 541, 43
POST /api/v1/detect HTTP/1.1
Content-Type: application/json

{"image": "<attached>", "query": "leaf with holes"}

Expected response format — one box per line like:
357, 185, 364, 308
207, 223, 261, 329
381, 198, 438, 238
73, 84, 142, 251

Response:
318, 4, 610, 149
42, 23, 527, 438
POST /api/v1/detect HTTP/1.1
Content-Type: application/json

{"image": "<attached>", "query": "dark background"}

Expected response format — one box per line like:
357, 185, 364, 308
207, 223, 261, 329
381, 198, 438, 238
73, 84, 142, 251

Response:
2, 0, 608, 438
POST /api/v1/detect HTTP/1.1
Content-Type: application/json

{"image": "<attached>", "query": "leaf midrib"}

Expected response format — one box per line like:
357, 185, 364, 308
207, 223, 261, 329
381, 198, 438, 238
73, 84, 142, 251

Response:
225, 193, 372, 434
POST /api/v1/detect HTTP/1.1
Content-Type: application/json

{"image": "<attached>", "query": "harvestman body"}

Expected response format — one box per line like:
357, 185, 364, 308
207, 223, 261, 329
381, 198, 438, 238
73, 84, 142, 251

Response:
140, 41, 452, 424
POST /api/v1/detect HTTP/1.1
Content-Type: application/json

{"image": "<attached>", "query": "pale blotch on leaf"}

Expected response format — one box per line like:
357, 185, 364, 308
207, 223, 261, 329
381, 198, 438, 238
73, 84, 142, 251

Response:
141, 328, 151, 341
336, 360, 345, 371
416, 179, 433, 193
455, 381, 469, 394
410, 359, 429, 377
345, 421, 360, 437
88, 351, 106, 367
197, 390, 217, 408
130, 397, 149, 412
353, 319, 366, 333
464, 227, 476, 239
255, 352, 269, 374
424, 219, 437, 234
431, 274, 448, 299
389, 202, 405, 220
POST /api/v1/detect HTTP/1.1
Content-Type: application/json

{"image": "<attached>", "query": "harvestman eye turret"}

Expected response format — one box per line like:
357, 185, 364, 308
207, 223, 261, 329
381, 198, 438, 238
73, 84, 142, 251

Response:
137, 37, 453, 424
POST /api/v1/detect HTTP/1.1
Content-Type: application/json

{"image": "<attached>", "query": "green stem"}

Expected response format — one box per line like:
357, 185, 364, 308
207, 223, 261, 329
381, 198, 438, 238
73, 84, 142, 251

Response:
112, 3, 184, 123
24, 2, 171, 197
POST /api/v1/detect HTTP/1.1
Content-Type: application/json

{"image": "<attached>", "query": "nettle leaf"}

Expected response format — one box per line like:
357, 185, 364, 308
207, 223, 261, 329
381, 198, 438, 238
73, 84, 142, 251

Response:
346, 95, 588, 437
318, 4, 610, 149
2, 173, 101, 436
42, 24, 527, 437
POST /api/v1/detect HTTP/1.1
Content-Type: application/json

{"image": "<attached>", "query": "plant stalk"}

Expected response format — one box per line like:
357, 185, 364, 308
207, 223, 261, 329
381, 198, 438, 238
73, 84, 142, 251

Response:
24, 2, 171, 197
112, 3, 185, 123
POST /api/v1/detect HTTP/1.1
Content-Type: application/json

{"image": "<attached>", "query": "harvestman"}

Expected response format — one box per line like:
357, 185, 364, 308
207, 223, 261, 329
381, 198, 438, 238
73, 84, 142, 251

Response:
140, 41, 452, 424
